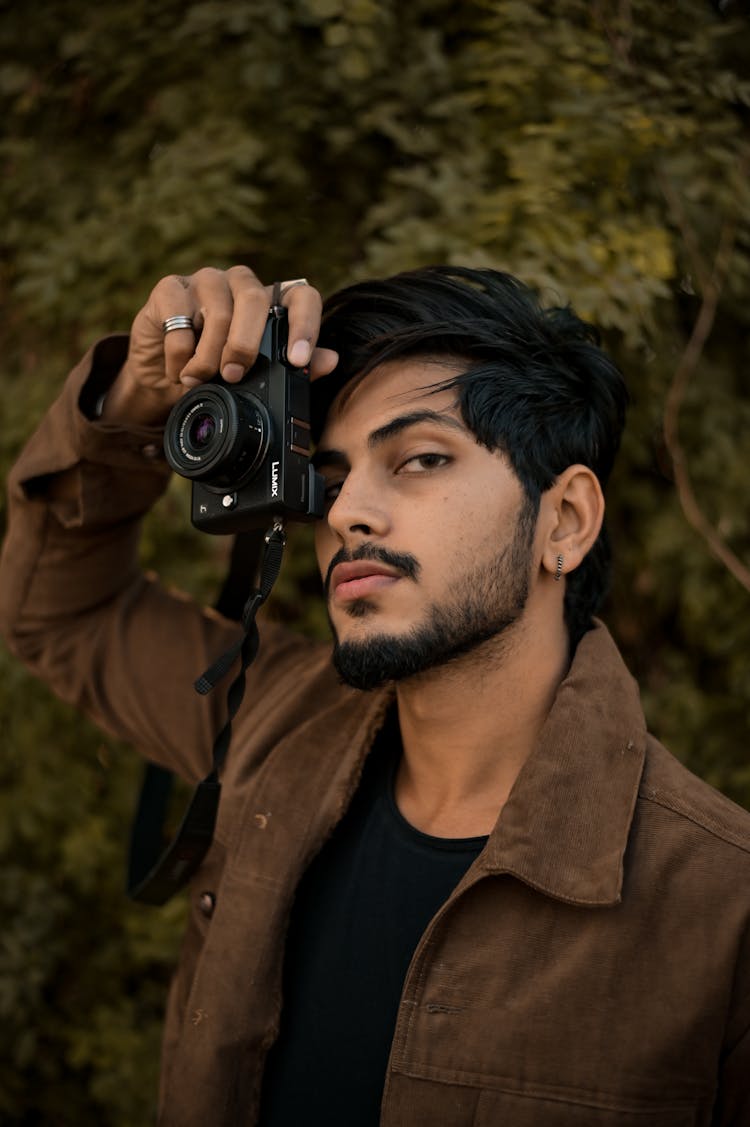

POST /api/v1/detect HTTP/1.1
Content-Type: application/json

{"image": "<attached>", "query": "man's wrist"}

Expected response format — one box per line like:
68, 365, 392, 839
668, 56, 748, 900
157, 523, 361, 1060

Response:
98, 370, 173, 427
78, 335, 130, 422
77, 337, 172, 429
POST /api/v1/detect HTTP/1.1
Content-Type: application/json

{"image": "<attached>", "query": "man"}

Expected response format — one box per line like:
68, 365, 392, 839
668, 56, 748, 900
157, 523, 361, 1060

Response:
1, 265, 749, 1126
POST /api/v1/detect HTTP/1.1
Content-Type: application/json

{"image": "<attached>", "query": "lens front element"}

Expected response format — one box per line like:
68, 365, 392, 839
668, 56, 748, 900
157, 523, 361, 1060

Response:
188, 412, 216, 451
164, 384, 271, 488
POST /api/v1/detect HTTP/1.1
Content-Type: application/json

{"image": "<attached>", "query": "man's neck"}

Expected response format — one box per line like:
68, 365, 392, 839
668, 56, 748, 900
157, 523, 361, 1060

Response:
393, 613, 571, 838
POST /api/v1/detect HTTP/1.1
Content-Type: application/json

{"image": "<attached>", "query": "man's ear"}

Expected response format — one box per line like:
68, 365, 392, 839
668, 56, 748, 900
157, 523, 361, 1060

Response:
539, 465, 605, 582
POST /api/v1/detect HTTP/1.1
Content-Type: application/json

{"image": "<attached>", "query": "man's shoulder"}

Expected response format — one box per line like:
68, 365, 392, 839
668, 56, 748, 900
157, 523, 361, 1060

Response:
575, 622, 750, 864
253, 618, 337, 696
638, 734, 750, 861
246, 618, 383, 733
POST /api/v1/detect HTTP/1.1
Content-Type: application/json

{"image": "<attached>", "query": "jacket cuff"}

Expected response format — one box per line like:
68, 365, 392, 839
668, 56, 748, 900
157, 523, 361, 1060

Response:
9, 335, 172, 529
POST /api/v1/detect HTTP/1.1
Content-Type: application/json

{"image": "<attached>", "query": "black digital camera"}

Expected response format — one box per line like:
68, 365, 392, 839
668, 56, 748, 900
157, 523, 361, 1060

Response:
163, 307, 325, 534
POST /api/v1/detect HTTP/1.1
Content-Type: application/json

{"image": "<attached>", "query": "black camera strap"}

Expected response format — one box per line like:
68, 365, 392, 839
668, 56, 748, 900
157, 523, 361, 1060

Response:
127, 518, 286, 905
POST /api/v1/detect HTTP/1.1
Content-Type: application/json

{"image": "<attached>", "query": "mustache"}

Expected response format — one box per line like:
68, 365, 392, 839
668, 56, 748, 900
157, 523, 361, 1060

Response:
324, 543, 421, 598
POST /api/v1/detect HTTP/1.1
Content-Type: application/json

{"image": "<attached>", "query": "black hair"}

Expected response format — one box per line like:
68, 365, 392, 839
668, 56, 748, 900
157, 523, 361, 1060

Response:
314, 266, 629, 647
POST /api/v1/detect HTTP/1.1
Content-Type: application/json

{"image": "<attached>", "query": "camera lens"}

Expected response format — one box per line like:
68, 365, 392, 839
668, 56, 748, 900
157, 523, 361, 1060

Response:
164, 384, 271, 488
188, 412, 216, 450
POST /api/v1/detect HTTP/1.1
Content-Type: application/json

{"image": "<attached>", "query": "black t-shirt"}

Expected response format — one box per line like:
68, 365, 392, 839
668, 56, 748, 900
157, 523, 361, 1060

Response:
258, 713, 488, 1126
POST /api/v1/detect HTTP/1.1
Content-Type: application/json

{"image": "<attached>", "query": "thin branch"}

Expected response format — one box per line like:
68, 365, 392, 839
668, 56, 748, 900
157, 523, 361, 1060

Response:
595, 5, 748, 590
662, 150, 750, 593
655, 165, 712, 295
594, 0, 634, 69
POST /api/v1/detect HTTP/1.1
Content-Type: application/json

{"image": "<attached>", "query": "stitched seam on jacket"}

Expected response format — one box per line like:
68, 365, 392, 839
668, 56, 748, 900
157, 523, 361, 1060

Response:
394, 1062, 707, 1112
639, 791, 750, 856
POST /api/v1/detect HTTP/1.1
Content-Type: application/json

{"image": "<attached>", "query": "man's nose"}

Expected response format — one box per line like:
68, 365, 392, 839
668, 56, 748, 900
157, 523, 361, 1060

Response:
326, 473, 391, 541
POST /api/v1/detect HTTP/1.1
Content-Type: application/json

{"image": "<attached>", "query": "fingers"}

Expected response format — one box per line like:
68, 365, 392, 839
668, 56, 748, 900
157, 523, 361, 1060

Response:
177, 267, 336, 388
180, 265, 267, 387
130, 266, 338, 408
279, 280, 340, 380
144, 274, 199, 388
309, 347, 340, 381
280, 280, 321, 369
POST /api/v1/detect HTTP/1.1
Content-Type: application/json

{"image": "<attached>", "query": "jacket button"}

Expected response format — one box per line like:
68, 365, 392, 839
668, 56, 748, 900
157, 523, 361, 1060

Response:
198, 891, 216, 918
141, 443, 161, 460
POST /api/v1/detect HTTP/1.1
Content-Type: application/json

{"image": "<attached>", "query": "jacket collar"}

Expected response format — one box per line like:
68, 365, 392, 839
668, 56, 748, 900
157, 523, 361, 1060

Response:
478, 621, 647, 907
296, 622, 646, 909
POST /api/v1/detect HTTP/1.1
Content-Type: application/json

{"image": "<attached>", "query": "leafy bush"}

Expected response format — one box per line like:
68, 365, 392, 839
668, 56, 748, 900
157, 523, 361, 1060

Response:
1, 1, 748, 1120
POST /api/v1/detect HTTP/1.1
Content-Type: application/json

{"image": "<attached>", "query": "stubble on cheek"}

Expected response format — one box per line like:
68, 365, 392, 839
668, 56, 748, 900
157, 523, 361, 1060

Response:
329, 500, 538, 691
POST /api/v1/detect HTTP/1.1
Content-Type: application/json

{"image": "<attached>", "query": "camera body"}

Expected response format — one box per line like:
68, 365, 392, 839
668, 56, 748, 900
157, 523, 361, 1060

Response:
163, 307, 325, 534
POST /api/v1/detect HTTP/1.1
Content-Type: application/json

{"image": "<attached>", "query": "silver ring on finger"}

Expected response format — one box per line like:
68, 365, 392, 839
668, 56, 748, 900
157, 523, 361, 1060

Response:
279, 278, 309, 297
162, 314, 195, 335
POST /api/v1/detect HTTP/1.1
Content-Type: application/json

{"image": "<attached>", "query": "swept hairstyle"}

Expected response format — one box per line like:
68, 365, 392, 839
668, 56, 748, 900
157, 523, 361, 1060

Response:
314, 266, 629, 647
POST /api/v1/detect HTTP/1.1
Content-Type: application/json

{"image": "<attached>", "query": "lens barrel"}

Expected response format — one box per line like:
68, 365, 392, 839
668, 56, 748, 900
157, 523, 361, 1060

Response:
164, 384, 271, 489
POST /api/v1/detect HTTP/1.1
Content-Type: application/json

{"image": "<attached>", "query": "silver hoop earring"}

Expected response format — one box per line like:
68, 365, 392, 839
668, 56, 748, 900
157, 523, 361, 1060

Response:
554, 554, 564, 581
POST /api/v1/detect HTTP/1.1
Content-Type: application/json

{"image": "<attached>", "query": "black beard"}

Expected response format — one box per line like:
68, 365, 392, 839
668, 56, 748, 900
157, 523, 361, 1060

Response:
330, 500, 537, 692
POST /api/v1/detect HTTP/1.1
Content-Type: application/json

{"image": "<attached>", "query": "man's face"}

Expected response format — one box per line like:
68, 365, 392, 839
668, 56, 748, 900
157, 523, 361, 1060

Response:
313, 359, 540, 690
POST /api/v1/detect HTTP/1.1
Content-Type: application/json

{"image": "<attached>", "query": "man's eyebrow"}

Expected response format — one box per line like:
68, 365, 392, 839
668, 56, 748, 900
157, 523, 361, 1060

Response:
313, 409, 466, 469
367, 410, 466, 448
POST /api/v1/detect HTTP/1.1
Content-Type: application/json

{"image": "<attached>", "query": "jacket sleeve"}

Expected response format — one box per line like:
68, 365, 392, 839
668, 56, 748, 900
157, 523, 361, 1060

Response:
0, 336, 268, 784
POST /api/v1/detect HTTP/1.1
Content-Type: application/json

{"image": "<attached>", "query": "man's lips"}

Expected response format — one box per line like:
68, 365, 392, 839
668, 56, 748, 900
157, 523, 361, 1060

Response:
330, 561, 403, 603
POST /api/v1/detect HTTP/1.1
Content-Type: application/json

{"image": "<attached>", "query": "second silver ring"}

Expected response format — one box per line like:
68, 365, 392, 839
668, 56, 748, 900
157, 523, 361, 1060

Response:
279, 278, 309, 297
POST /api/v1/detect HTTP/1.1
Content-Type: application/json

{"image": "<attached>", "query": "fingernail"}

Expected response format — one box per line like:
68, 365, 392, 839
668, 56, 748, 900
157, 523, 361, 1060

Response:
288, 340, 311, 367
180, 375, 201, 388
222, 363, 245, 382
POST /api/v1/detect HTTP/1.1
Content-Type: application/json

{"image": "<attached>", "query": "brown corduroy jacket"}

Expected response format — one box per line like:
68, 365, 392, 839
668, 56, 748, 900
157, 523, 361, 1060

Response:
2, 339, 750, 1127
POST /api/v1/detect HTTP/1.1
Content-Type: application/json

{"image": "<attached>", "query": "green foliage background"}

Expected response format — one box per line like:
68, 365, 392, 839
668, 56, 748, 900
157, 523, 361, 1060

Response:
1, 0, 749, 1121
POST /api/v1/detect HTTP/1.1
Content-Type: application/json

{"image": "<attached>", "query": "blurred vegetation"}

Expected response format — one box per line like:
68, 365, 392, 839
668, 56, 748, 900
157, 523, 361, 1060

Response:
1, 0, 749, 1121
